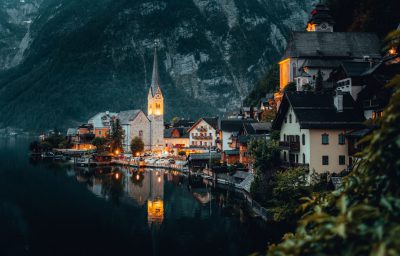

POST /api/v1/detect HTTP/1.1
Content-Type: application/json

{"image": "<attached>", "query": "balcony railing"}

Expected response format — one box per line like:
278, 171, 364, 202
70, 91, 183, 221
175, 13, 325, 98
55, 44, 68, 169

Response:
279, 141, 300, 152
192, 135, 213, 140
196, 127, 208, 132
282, 162, 309, 169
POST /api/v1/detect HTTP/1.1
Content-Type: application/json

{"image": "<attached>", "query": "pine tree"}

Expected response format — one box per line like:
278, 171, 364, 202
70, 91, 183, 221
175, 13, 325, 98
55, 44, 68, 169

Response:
110, 118, 124, 154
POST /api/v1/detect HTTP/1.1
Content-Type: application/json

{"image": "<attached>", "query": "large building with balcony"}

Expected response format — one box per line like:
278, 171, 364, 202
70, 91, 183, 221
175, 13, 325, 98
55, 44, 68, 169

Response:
272, 91, 365, 174
188, 117, 219, 149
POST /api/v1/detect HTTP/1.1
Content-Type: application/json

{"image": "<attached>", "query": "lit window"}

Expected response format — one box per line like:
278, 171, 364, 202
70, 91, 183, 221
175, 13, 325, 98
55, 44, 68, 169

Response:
322, 156, 329, 165
322, 133, 329, 145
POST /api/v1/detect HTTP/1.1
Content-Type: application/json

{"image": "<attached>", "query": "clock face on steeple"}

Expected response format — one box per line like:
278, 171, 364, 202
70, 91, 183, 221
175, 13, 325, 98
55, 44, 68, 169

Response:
155, 94, 161, 99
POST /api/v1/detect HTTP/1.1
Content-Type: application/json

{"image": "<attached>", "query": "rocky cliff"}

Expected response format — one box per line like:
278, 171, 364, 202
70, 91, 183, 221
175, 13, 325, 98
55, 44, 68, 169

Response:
0, 0, 314, 130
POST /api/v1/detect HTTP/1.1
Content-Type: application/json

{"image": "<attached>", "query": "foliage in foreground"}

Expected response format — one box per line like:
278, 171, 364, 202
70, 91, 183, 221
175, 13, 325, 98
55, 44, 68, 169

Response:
268, 75, 400, 255
130, 136, 144, 156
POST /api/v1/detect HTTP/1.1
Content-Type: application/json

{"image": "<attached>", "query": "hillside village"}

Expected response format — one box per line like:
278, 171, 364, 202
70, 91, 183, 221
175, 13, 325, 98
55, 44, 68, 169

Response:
32, 3, 399, 219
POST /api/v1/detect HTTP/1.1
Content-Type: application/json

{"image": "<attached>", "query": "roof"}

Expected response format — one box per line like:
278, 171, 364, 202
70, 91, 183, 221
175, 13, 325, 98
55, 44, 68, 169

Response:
282, 32, 381, 60
232, 171, 250, 180
67, 128, 77, 136
346, 127, 374, 138
164, 127, 190, 138
340, 61, 372, 77
118, 110, 143, 125
224, 149, 239, 156
302, 59, 342, 68
173, 119, 195, 128
189, 117, 219, 132
273, 91, 365, 130
149, 47, 163, 97
220, 119, 254, 133
250, 122, 272, 132
188, 153, 221, 160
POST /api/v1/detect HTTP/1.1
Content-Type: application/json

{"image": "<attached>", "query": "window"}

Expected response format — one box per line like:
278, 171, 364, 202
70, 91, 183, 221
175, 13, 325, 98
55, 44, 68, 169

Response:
285, 117, 287, 123
192, 141, 195, 145
204, 142, 207, 146
283, 134, 286, 142
338, 133, 345, 145
295, 154, 299, 163
209, 133, 212, 137
302, 134, 305, 145
322, 133, 329, 145
139, 130, 143, 138
200, 141, 202, 146
283, 151, 287, 161
98, 131, 102, 135
322, 156, 329, 165
289, 114, 292, 123
339, 155, 346, 165
302, 153, 306, 164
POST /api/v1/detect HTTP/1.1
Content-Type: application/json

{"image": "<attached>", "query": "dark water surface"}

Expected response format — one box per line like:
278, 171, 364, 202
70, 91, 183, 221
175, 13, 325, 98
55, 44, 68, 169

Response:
0, 138, 286, 256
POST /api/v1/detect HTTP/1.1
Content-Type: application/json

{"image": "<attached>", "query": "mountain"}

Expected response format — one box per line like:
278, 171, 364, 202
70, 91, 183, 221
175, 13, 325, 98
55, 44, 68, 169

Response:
0, 0, 314, 131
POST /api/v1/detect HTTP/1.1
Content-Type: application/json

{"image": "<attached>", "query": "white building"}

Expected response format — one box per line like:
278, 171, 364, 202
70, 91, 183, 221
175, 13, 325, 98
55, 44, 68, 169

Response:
273, 91, 365, 174
188, 118, 219, 148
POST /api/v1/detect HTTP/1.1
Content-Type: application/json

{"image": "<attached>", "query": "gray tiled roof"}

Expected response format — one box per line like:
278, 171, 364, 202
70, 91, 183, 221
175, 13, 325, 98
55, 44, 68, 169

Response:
273, 91, 365, 130
118, 110, 142, 125
283, 32, 381, 60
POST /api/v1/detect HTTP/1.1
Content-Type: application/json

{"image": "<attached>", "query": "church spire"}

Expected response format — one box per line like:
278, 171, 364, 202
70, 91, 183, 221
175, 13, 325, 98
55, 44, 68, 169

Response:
150, 44, 161, 97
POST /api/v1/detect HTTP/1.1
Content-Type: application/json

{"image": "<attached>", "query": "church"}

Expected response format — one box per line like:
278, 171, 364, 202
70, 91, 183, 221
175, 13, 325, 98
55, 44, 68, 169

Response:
87, 47, 165, 153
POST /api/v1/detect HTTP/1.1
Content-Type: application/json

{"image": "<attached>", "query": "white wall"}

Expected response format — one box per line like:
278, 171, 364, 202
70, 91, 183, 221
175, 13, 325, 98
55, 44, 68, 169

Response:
189, 119, 217, 147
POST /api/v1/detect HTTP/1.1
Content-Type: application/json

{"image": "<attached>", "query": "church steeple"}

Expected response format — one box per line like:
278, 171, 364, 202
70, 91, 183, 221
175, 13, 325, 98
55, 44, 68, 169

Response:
306, 3, 335, 32
149, 45, 162, 97
148, 44, 164, 117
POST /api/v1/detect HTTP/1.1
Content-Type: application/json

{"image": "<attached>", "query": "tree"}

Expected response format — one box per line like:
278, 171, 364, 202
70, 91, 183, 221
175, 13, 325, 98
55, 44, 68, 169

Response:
249, 139, 281, 204
92, 137, 108, 152
130, 137, 144, 156
110, 119, 124, 154
244, 65, 279, 106
315, 70, 323, 92
268, 75, 400, 255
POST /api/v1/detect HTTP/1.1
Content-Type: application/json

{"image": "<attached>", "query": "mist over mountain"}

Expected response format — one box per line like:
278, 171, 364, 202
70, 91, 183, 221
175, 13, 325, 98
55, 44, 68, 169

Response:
0, 0, 314, 131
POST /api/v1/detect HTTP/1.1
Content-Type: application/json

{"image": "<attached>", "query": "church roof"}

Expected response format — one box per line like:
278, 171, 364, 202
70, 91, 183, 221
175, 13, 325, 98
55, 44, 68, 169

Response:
282, 32, 381, 60
149, 47, 162, 97
118, 110, 143, 125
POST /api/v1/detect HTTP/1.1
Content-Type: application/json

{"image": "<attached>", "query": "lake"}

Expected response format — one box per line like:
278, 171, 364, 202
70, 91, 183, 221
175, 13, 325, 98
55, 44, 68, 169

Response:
0, 137, 288, 256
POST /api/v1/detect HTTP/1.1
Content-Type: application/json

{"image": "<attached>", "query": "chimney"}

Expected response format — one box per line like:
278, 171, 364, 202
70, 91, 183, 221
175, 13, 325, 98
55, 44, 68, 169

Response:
334, 91, 344, 112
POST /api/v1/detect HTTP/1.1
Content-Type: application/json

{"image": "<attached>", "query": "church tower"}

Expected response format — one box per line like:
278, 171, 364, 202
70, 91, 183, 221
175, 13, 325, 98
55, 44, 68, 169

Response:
306, 3, 335, 32
147, 46, 164, 151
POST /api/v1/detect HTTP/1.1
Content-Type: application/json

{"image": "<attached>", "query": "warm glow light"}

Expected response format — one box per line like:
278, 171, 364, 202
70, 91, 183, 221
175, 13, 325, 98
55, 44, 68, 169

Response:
115, 150, 120, 155
115, 173, 120, 179
389, 47, 398, 55
136, 152, 140, 156
157, 177, 161, 183
136, 174, 140, 181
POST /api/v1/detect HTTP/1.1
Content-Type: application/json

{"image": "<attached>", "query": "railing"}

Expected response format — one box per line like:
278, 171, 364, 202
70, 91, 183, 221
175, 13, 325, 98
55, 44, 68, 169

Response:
279, 141, 300, 152
196, 127, 208, 132
281, 162, 309, 169
192, 135, 213, 140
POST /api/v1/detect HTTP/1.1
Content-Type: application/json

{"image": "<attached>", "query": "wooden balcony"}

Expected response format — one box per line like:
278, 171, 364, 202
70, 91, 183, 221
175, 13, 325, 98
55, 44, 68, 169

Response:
279, 141, 300, 152
192, 135, 213, 140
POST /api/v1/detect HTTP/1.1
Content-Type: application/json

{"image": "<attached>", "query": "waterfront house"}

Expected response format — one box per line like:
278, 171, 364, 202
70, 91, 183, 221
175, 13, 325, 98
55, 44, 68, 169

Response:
188, 117, 219, 149
218, 119, 256, 151
272, 91, 365, 174
164, 127, 190, 154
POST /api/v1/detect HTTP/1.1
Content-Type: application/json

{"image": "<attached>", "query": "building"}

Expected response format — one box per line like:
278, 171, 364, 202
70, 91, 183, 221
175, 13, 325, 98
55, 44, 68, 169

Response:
188, 117, 219, 148
88, 111, 118, 138
218, 119, 256, 151
164, 127, 190, 154
119, 110, 151, 151
275, 3, 381, 104
272, 91, 365, 174
147, 47, 165, 152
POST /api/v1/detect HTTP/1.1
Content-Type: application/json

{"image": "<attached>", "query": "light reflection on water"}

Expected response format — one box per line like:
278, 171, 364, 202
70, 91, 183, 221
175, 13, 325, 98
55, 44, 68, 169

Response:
0, 137, 290, 256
